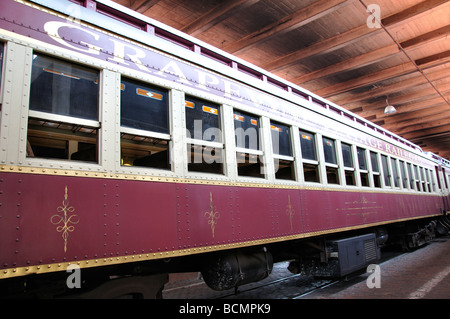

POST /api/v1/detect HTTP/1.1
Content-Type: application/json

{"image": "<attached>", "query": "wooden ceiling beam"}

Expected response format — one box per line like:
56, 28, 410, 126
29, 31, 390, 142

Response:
315, 49, 450, 98
263, 0, 450, 72
402, 125, 450, 142
222, 0, 352, 54
382, 101, 449, 124
292, 44, 400, 84
400, 24, 450, 50
315, 62, 417, 98
181, 0, 260, 36
131, 0, 160, 13
333, 67, 450, 107
385, 113, 450, 136
352, 84, 450, 118
293, 24, 450, 85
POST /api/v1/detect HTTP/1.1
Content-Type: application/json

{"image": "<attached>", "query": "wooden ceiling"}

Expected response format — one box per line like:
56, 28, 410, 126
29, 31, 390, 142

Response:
112, 0, 450, 159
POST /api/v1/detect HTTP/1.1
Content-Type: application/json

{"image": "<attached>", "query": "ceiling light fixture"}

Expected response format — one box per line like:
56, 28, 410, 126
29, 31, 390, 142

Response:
384, 98, 396, 114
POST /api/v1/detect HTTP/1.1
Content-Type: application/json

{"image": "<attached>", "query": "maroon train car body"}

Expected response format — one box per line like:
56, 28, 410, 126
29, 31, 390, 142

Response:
0, 0, 449, 297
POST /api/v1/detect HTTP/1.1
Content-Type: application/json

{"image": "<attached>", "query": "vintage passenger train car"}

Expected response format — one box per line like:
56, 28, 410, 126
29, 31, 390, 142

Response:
0, 0, 449, 298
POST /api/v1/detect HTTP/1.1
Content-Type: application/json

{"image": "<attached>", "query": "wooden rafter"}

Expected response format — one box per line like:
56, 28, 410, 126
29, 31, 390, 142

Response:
222, 0, 353, 54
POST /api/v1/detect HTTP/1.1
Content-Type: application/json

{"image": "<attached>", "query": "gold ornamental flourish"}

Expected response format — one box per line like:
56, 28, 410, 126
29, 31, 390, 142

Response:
51, 186, 79, 252
286, 195, 295, 231
204, 192, 220, 238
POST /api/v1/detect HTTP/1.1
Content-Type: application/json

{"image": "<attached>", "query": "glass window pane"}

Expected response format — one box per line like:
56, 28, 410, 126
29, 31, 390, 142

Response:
341, 143, 353, 168
275, 159, 295, 180
303, 163, 319, 182
407, 163, 414, 189
30, 54, 99, 120
121, 133, 170, 169
370, 152, 379, 172
391, 158, 399, 187
357, 147, 367, 170
121, 78, 169, 134
300, 131, 316, 161
0, 43, 4, 90
234, 110, 260, 150
271, 121, 291, 156
400, 161, 408, 188
27, 118, 98, 162
322, 137, 337, 164
381, 155, 391, 187
185, 97, 221, 142
236, 152, 263, 178
188, 144, 223, 174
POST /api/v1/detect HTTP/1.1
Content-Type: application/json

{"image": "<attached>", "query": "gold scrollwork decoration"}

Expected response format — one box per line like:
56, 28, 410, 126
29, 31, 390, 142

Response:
204, 192, 220, 238
51, 186, 79, 252
286, 195, 295, 231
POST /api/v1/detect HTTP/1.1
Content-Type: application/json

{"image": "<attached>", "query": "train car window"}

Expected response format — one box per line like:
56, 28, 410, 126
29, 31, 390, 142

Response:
413, 165, 421, 191
425, 168, 431, 192
391, 158, 400, 187
234, 110, 263, 178
357, 147, 369, 187
322, 137, 337, 165
300, 130, 319, 183
357, 147, 367, 170
435, 166, 442, 190
0, 42, 3, 94
234, 110, 260, 151
342, 143, 355, 186
341, 143, 353, 167
27, 55, 99, 162
120, 78, 170, 170
27, 118, 98, 162
323, 137, 339, 184
121, 78, 169, 134
444, 169, 449, 189
425, 169, 431, 192
407, 163, 415, 189
399, 161, 408, 189
271, 121, 294, 180
271, 122, 291, 157
185, 96, 223, 174
300, 131, 317, 161
419, 167, 426, 192
370, 151, 381, 188
30, 54, 98, 121
381, 155, 391, 187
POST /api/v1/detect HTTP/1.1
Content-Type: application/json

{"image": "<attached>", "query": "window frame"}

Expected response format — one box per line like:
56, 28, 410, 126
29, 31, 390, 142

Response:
299, 130, 320, 183
391, 157, 400, 188
233, 109, 264, 178
119, 76, 172, 171
271, 120, 295, 181
357, 147, 370, 187
370, 151, 381, 188
27, 54, 101, 163
322, 136, 339, 185
0, 42, 4, 105
341, 142, 356, 186
184, 96, 224, 175
381, 155, 391, 188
